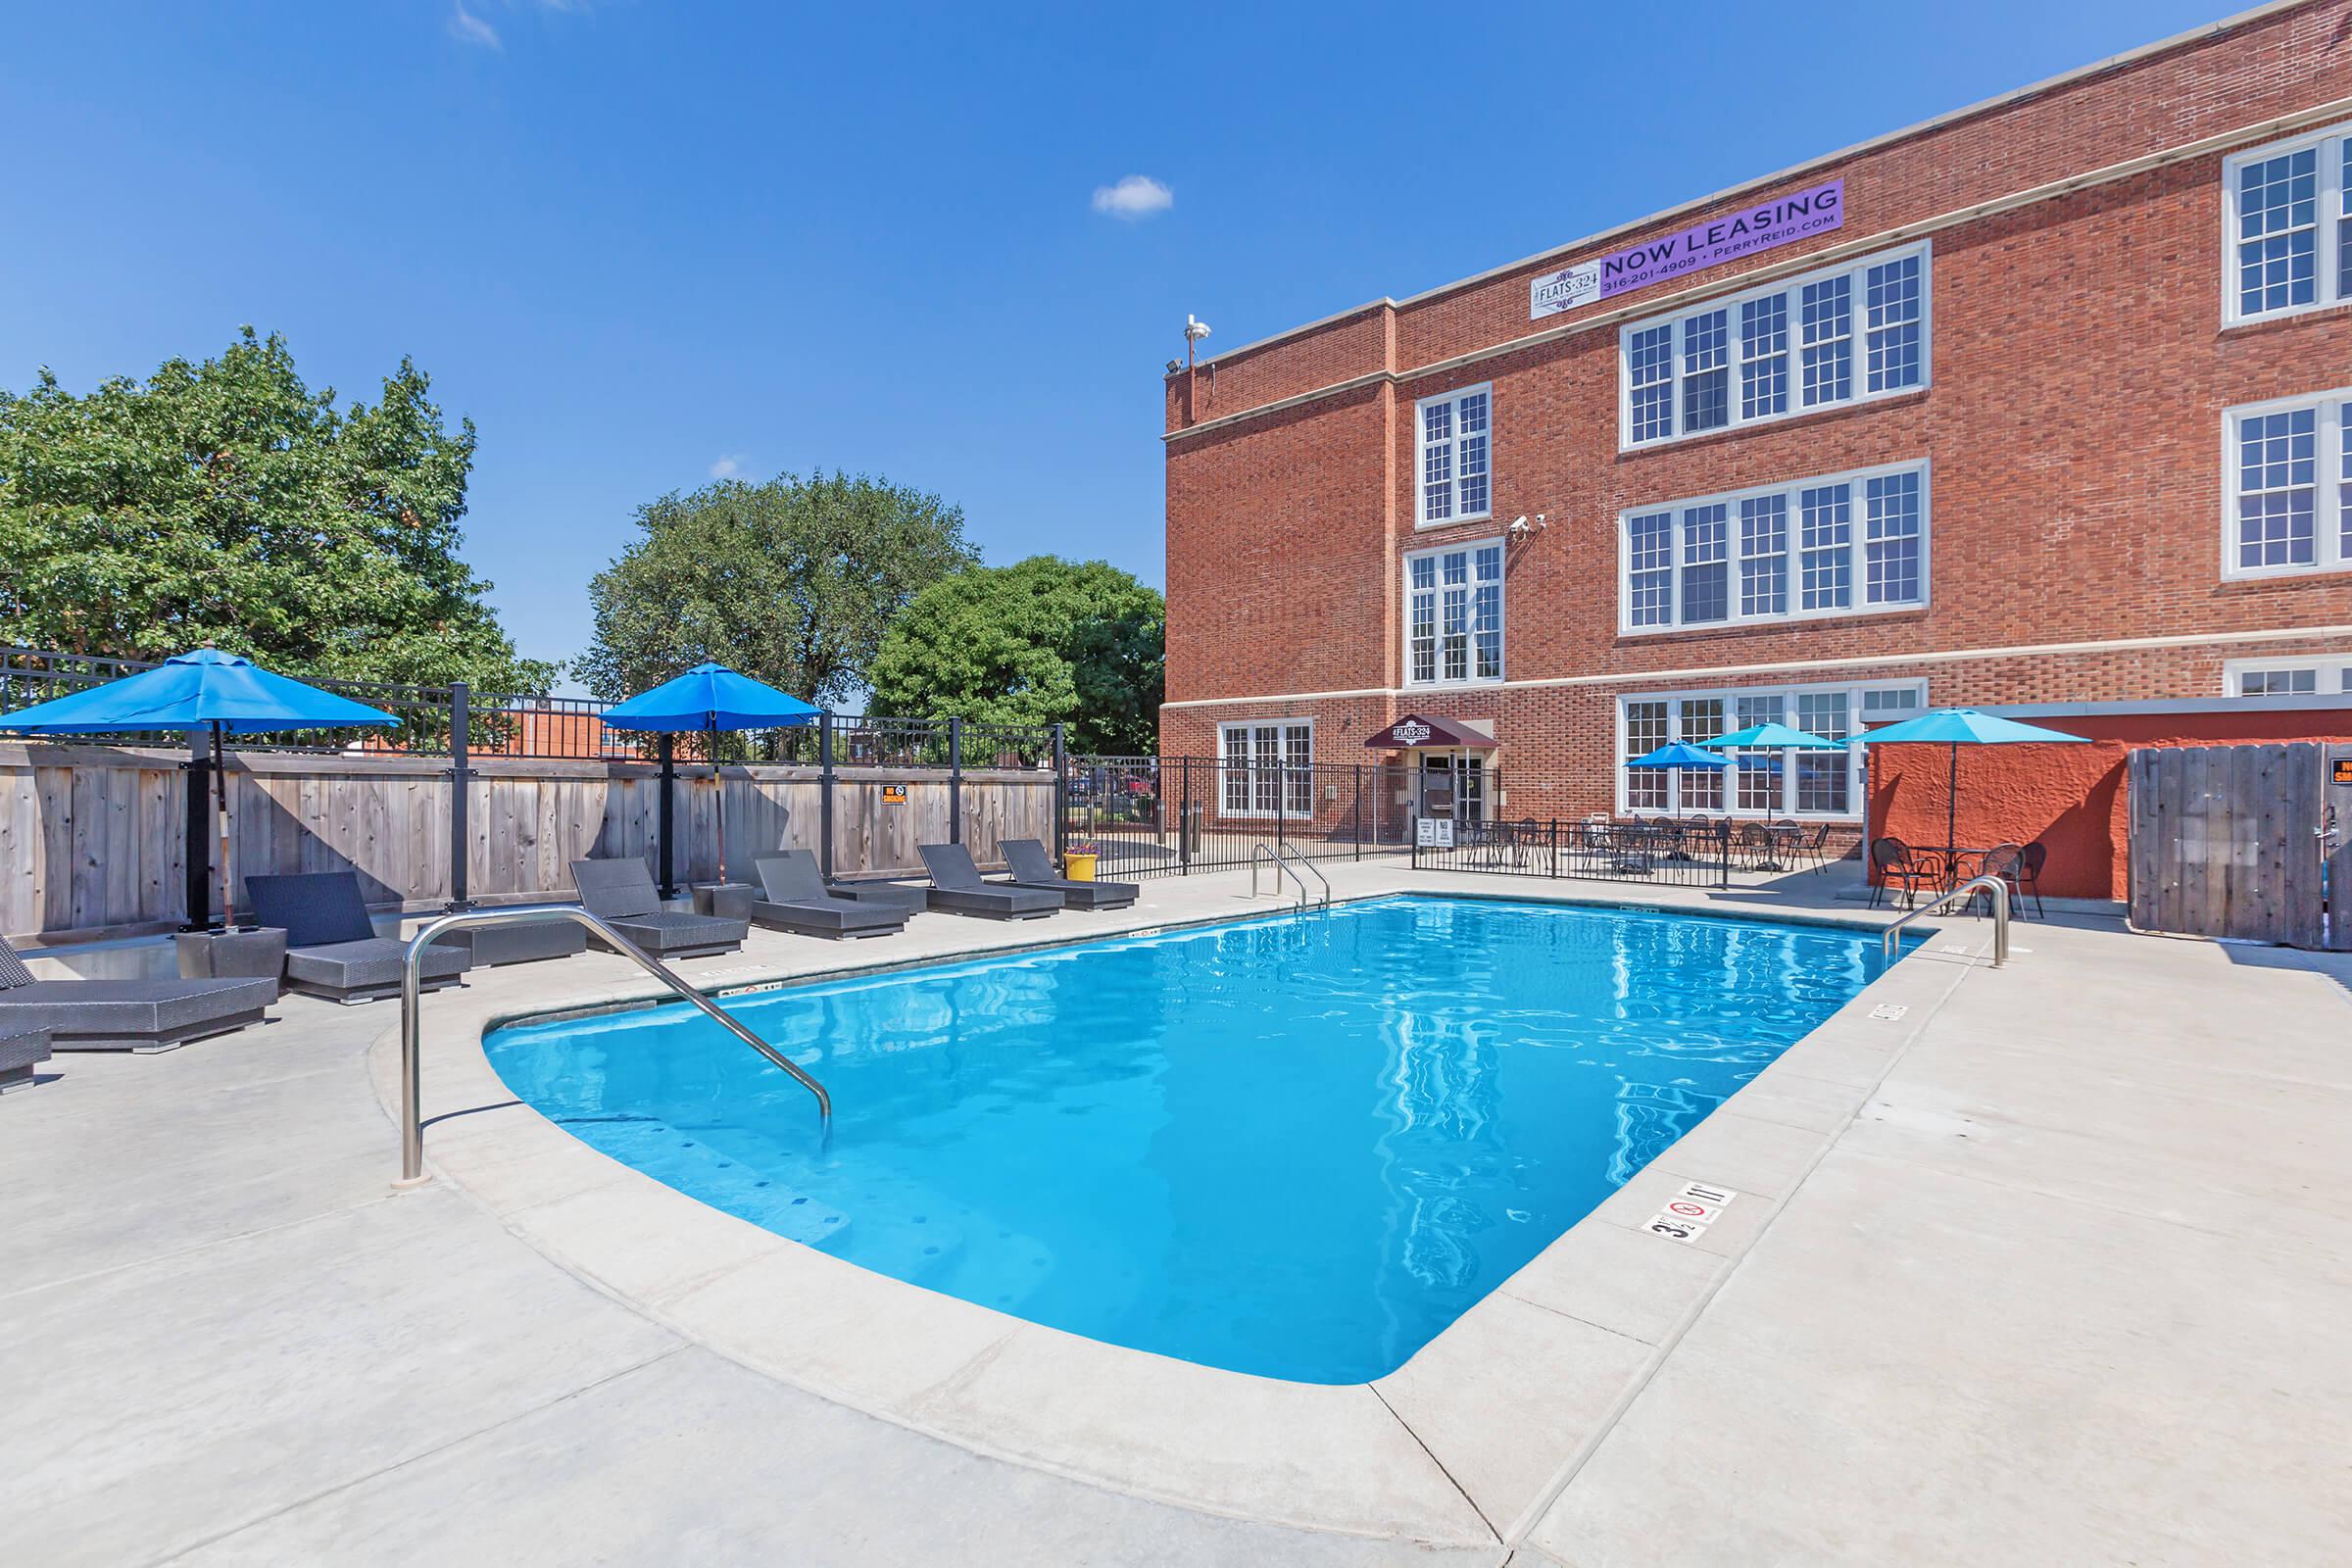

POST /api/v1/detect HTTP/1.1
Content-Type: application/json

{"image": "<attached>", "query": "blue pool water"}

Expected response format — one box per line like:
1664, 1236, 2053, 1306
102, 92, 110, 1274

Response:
487, 896, 1909, 1383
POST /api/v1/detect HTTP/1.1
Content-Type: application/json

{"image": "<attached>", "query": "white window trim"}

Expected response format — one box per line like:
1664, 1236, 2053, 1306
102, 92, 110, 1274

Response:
1617, 240, 1932, 451
1617, 460, 1932, 635
2219, 386, 2351, 581
2220, 654, 2352, 695
1402, 537, 1507, 689
1614, 678, 1928, 821
2221, 118, 2351, 329
1214, 718, 1315, 820
1413, 383, 1494, 529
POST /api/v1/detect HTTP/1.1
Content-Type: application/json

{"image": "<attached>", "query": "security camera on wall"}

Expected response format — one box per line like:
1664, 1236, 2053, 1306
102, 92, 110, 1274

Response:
1508, 513, 1548, 539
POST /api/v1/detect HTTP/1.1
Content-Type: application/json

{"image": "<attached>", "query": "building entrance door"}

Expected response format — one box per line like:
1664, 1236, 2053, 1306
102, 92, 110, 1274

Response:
1413, 752, 1486, 824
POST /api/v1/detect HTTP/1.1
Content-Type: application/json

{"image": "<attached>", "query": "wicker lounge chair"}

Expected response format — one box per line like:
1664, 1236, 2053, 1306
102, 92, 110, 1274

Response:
1, 1024, 54, 1090
243, 872, 472, 1004
0, 937, 275, 1052
568, 858, 749, 957
1000, 838, 1138, 910
916, 843, 1061, 920
751, 853, 910, 939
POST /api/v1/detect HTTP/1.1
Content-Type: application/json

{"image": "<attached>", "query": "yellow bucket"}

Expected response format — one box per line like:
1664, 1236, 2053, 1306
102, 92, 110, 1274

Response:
1063, 852, 1098, 882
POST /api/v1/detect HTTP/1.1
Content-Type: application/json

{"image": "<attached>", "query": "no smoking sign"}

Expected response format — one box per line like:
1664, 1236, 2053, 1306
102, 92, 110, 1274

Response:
1643, 1181, 1741, 1245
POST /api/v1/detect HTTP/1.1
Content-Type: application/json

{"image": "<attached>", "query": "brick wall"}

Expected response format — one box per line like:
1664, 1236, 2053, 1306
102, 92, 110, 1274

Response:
1161, 1, 2352, 819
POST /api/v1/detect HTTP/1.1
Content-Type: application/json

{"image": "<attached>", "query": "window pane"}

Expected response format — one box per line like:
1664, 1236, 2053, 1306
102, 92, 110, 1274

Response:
1799, 275, 1852, 406
1794, 692, 1850, 812
1864, 470, 1924, 605
1740, 495, 1788, 617
1865, 255, 1923, 391
1740, 294, 1788, 419
1682, 310, 1730, 433
1679, 699, 1725, 812
1473, 545, 1503, 680
1408, 556, 1437, 683
1799, 483, 1853, 609
1681, 504, 1729, 624
2237, 149, 2319, 316
2236, 408, 2318, 567
1421, 402, 1452, 521
1628, 324, 1675, 443
1457, 392, 1490, 516
1624, 701, 1668, 810
1627, 511, 1674, 626
1734, 692, 1786, 812
1441, 550, 1469, 682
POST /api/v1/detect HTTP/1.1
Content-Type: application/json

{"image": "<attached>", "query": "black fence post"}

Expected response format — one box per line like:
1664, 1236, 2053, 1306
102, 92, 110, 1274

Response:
948, 716, 964, 846
818, 712, 836, 883
447, 680, 472, 911
657, 734, 677, 899
1551, 817, 1561, 878
1354, 763, 1364, 859
1051, 723, 1068, 866
181, 729, 213, 931
1719, 819, 1733, 889
1180, 757, 1193, 875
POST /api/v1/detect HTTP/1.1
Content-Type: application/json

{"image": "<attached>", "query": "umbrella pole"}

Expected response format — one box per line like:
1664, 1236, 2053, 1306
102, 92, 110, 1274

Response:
1945, 742, 1959, 880
216, 720, 233, 929
710, 718, 725, 885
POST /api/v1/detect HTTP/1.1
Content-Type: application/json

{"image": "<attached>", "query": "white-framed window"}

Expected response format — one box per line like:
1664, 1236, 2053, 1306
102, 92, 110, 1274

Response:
2221, 387, 2352, 579
1218, 719, 1313, 818
1615, 679, 1923, 819
1416, 384, 1493, 527
1404, 540, 1504, 687
1618, 242, 1929, 448
2224, 119, 2352, 326
2222, 655, 2352, 695
1620, 461, 1929, 633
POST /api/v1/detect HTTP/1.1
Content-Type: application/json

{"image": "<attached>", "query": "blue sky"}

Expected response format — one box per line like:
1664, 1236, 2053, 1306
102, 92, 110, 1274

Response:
2, 0, 2223, 682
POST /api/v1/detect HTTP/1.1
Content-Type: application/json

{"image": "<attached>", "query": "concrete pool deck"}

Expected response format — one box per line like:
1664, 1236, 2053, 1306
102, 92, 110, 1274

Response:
3, 863, 2347, 1564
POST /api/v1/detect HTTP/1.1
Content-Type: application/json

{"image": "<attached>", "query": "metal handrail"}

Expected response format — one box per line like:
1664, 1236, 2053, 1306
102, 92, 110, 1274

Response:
396, 904, 832, 1187
1250, 844, 1309, 908
1881, 874, 2011, 968
1277, 842, 1332, 908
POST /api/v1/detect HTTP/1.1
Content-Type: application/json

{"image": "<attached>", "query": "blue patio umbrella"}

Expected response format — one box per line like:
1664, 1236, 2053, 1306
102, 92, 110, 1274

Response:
601, 662, 821, 882
1701, 722, 1847, 752
1624, 740, 1731, 817
0, 648, 400, 927
1860, 707, 2090, 869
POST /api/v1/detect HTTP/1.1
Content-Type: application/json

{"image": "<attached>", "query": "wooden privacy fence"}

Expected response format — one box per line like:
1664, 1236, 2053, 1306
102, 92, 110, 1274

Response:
1, 742, 1056, 942
2127, 741, 2345, 949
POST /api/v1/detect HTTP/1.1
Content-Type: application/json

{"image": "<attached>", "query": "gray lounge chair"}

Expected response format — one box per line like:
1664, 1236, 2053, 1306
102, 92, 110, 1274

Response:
0, 937, 275, 1053
569, 858, 749, 958
1001, 838, 1139, 910
751, 853, 910, 939
244, 872, 472, 1004
828, 878, 930, 911
1, 1025, 54, 1090
916, 843, 1061, 920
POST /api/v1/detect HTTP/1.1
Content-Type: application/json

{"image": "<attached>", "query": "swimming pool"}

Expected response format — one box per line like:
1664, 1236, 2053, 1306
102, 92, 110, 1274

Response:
487, 896, 1910, 1384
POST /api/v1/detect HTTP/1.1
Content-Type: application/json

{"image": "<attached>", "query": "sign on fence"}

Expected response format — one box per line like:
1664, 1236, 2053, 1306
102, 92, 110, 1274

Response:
1415, 817, 1455, 849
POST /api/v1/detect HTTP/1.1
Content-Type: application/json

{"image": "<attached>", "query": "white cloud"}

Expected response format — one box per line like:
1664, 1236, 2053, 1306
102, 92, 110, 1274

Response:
448, 5, 500, 47
709, 455, 745, 480
1092, 174, 1173, 221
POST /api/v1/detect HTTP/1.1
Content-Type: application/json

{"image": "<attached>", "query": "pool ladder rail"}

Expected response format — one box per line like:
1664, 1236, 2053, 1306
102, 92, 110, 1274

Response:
1250, 843, 1331, 911
393, 904, 832, 1188
1881, 873, 2010, 968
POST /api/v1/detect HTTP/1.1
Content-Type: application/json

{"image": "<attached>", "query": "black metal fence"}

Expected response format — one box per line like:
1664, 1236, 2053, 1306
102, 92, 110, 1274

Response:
1063, 758, 1419, 879
1410, 817, 1739, 887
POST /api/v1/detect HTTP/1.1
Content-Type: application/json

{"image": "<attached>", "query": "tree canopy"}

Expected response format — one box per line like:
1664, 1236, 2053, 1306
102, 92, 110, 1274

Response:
575, 471, 978, 710
0, 326, 551, 693
866, 556, 1164, 756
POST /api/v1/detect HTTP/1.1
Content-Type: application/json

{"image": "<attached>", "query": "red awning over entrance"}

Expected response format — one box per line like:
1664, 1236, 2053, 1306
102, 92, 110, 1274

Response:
1363, 713, 1498, 750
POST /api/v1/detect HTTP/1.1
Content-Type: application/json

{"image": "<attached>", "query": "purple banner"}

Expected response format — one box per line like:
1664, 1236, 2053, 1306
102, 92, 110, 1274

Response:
1530, 179, 1845, 319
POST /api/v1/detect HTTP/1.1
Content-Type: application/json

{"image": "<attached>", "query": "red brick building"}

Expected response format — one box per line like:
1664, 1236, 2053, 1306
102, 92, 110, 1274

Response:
1161, 0, 2352, 843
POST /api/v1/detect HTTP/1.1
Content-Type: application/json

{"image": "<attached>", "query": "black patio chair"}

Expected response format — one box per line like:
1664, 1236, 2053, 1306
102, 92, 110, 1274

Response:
0, 935, 276, 1051
1002, 839, 1138, 910
750, 852, 910, 938
245, 871, 473, 1004
1978, 842, 2047, 918
1869, 837, 1936, 910
1969, 844, 2026, 918
568, 858, 749, 958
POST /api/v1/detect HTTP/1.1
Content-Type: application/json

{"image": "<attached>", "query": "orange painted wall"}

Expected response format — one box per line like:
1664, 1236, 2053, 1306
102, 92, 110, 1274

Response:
1866, 710, 2352, 902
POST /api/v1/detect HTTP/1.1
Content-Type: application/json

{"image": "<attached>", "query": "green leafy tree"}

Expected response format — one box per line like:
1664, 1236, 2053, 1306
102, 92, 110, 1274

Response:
866, 556, 1164, 756
0, 326, 552, 693
576, 471, 978, 710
